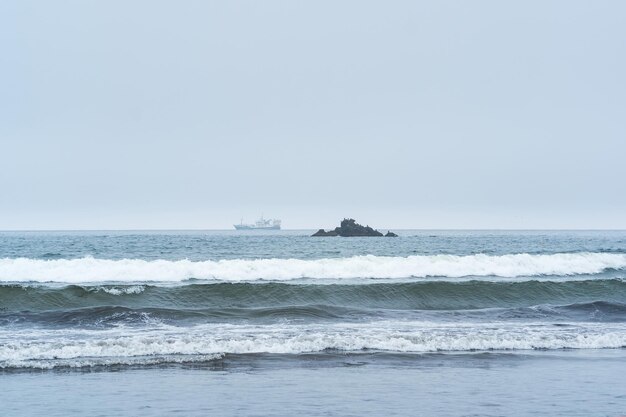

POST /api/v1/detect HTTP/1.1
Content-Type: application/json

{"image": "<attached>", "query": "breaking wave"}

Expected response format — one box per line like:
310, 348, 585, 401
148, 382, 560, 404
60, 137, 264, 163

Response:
1, 321, 625, 369
0, 252, 625, 283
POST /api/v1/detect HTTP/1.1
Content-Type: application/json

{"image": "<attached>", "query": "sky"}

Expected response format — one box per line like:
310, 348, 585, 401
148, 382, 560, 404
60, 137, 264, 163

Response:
1, 0, 625, 230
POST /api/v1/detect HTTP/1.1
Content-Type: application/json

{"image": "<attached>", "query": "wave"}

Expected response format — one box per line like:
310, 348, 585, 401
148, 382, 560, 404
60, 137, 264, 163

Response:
3, 301, 625, 328
0, 252, 625, 283
1, 321, 624, 369
2, 279, 626, 312
0, 305, 355, 327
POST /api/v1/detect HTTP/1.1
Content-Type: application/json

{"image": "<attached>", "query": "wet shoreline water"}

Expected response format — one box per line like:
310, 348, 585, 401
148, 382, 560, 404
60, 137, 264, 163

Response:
2, 350, 624, 417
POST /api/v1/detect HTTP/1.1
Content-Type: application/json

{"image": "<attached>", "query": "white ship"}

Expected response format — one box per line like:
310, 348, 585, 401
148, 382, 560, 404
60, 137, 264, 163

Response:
234, 216, 281, 230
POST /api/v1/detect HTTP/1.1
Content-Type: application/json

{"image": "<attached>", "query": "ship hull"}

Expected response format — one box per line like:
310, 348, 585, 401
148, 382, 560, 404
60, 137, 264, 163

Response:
234, 225, 281, 230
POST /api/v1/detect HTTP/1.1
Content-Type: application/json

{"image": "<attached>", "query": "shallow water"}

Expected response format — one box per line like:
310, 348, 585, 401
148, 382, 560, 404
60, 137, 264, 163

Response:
2, 351, 624, 417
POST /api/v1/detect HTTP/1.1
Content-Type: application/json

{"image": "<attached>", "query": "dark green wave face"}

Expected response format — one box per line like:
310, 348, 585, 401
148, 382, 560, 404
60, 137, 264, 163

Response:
3, 280, 626, 311
2, 280, 626, 327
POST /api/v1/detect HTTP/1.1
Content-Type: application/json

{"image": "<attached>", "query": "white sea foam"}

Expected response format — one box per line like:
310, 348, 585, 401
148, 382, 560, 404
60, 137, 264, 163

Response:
0, 354, 224, 370
0, 253, 624, 283
1, 321, 624, 369
91, 285, 146, 295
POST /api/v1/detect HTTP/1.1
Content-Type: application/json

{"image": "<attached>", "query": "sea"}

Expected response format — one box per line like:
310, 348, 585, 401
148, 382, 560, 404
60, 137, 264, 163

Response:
0, 230, 625, 417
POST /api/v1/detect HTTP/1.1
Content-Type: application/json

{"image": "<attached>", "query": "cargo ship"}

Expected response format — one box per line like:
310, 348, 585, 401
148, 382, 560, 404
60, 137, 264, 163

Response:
234, 216, 281, 230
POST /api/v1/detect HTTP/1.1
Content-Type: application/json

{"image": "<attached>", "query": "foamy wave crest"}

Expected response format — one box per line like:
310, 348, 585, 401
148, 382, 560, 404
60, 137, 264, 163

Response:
0, 354, 224, 370
0, 253, 625, 283
91, 285, 146, 295
1, 321, 625, 369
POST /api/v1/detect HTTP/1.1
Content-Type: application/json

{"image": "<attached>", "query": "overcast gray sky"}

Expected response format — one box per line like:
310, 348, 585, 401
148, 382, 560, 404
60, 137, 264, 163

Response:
1, 0, 624, 229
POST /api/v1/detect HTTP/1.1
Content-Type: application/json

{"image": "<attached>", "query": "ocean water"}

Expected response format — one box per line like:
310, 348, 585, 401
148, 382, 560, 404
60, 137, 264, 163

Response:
0, 230, 625, 416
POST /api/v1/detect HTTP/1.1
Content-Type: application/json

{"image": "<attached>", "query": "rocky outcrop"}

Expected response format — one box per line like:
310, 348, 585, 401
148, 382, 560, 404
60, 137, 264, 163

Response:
312, 218, 395, 237
311, 229, 339, 237
385, 231, 398, 237
335, 218, 383, 236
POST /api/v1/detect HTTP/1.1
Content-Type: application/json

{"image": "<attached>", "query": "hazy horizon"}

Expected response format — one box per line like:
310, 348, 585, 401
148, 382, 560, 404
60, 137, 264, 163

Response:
2, 226, 626, 232
2, 1, 625, 230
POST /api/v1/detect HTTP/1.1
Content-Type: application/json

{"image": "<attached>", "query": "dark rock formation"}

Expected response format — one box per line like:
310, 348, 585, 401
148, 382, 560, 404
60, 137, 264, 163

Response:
312, 218, 388, 237
385, 231, 398, 237
335, 218, 383, 237
311, 229, 339, 237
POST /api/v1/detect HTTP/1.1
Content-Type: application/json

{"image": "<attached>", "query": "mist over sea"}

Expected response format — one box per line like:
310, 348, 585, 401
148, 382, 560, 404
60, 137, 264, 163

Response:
1, 230, 625, 416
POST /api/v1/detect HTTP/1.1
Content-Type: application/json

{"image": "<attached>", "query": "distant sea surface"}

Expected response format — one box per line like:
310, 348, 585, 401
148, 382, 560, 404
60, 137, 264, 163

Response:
1, 230, 625, 416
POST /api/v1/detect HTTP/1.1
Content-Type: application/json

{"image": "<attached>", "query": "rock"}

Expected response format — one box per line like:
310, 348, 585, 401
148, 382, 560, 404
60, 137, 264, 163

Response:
335, 218, 383, 237
311, 229, 338, 237
312, 218, 385, 237
385, 231, 398, 237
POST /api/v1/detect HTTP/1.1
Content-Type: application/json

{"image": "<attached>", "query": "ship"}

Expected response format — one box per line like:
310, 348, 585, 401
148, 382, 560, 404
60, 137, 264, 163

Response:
234, 216, 281, 230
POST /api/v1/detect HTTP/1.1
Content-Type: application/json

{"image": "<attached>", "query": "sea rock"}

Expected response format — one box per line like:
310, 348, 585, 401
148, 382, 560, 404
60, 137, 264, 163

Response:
385, 231, 398, 237
311, 229, 338, 237
312, 218, 386, 237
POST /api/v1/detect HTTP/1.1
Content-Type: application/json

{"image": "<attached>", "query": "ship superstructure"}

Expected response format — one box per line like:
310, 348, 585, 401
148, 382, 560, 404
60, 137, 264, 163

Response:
234, 216, 281, 230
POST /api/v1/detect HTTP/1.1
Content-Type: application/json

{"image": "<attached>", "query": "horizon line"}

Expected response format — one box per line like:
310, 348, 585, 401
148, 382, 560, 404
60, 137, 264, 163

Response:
1, 228, 626, 232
